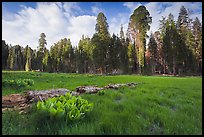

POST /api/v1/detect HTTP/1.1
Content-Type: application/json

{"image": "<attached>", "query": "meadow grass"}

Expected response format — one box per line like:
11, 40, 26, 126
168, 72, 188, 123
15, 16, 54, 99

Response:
2, 71, 202, 135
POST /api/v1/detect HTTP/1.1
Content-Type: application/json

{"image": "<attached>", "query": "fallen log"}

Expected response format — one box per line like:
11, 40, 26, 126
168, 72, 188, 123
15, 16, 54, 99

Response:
76, 86, 104, 94
104, 84, 126, 89
2, 88, 71, 113
2, 94, 31, 113
2, 94, 28, 108
104, 82, 137, 89
2, 83, 138, 112
71, 91, 80, 96
75, 82, 137, 94
25, 88, 71, 103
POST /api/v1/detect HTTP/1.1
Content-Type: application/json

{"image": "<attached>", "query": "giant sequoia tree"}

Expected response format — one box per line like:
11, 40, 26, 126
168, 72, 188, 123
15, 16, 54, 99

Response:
128, 5, 152, 74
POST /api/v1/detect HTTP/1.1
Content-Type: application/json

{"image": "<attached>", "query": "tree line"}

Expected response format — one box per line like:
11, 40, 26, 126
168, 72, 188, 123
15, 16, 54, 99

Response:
2, 5, 202, 75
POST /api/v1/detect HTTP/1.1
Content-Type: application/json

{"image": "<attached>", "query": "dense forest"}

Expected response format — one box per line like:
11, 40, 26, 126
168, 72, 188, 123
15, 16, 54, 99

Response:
2, 5, 202, 75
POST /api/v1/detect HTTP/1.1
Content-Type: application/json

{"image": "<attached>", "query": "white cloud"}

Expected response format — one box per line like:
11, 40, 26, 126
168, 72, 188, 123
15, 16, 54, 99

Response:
109, 13, 129, 37
146, 2, 202, 35
63, 2, 83, 16
2, 2, 96, 49
67, 15, 96, 45
91, 2, 106, 16
123, 2, 141, 10
2, 2, 202, 50
91, 6, 104, 15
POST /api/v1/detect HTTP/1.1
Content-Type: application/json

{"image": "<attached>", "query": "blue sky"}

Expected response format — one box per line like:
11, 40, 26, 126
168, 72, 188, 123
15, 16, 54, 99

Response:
3, 2, 132, 17
2, 2, 202, 49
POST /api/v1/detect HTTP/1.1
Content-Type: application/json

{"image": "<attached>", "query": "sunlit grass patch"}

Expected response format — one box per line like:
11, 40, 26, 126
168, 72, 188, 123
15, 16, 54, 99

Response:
2, 71, 202, 135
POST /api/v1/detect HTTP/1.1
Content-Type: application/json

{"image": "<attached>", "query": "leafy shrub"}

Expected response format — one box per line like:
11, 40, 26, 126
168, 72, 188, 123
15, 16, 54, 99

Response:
36, 92, 93, 121
2, 79, 34, 88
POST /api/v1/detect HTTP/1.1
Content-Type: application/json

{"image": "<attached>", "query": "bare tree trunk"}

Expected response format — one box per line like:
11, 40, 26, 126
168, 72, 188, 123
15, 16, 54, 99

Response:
100, 67, 103, 75
152, 60, 155, 74
173, 55, 176, 75
163, 59, 166, 74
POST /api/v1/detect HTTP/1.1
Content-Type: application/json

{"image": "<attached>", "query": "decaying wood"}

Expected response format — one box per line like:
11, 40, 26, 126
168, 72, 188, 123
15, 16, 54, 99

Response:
2, 88, 71, 113
104, 84, 126, 89
2, 83, 137, 112
71, 91, 80, 96
2, 94, 28, 108
75, 83, 137, 94
2, 94, 31, 113
25, 88, 71, 103
76, 86, 104, 94
104, 82, 137, 89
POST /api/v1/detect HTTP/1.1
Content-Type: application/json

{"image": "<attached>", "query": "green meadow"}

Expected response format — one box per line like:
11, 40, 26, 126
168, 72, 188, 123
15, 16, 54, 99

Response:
2, 71, 202, 135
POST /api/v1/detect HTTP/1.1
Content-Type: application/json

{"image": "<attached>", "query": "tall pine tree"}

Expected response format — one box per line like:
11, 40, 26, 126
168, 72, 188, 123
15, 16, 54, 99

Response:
92, 12, 111, 74
37, 32, 47, 71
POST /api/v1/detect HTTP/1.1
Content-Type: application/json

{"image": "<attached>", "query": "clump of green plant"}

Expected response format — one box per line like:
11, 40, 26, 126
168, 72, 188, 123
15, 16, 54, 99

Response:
2, 79, 34, 88
22, 79, 34, 86
98, 90, 106, 96
36, 92, 93, 121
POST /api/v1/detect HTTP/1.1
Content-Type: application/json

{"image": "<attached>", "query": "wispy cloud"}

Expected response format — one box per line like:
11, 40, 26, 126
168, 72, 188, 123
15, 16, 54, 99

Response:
123, 2, 142, 10
2, 2, 202, 50
91, 6, 104, 15
123, 2, 202, 44
109, 13, 129, 37
2, 2, 96, 49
